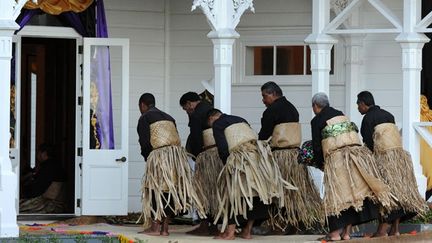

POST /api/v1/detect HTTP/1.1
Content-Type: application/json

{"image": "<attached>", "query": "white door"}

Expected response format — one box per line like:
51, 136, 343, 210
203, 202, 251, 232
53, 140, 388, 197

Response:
81, 38, 129, 215
10, 36, 22, 209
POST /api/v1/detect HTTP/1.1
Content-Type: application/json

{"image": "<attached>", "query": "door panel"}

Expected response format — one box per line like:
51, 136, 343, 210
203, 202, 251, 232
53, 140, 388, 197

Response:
11, 37, 21, 210
81, 38, 129, 215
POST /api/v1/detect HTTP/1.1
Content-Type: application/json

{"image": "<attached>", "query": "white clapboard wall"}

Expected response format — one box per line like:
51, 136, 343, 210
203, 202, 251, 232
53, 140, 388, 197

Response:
104, 0, 406, 212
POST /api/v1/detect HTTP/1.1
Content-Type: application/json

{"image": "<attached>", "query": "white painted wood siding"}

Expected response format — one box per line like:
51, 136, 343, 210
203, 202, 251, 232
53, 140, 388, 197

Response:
169, 0, 345, 145
104, 0, 166, 212
103, 0, 409, 212
360, 0, 404, 127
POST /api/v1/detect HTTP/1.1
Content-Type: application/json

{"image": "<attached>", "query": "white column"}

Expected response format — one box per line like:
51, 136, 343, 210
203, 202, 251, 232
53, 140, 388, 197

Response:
192, 0, 254, 114
344, 35, 365, 125
396, 0, 429, 195
208, 33, 238, 114
305, 0, 337, 96
0, 25, 19, 238
0, 0, 26, 237
305, 0, 337, 198
308, 42, 337, 96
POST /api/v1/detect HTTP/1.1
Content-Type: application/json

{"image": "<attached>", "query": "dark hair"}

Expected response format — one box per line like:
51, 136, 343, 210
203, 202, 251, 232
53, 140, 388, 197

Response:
357, 91, 375, 106
139, 93, 155, 107
261, 81, 283, 96
38, 143, 54, 158
206, 108, 222, 120
179, 92, 201, 106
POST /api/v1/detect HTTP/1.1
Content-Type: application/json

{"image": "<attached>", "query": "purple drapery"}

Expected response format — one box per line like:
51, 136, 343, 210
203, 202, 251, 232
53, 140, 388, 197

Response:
14, 1, 115, 149
92, 0, 114, 149
62, 12, 89, 37
16, 9, 40, 32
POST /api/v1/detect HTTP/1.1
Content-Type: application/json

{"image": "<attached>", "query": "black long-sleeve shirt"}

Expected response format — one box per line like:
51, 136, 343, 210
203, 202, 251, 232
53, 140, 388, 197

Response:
188, 101, 213, 156
310, 106, 344, 167
258, 96, 299, 140
360, 105, 395, 151
23, 159, 65, 198
137, 106, 176, 160
212, 114, 248, 164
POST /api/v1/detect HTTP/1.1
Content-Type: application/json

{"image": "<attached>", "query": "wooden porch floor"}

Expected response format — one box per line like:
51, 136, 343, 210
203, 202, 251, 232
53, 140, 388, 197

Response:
17, 220, 432, 242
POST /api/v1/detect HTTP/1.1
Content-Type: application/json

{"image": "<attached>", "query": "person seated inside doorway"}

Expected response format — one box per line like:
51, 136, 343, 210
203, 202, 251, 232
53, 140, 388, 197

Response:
20, 143, 67, 213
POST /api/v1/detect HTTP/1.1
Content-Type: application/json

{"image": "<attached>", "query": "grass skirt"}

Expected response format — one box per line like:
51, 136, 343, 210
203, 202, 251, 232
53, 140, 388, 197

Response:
323, 146, 394, 217
214, 140, 297, 232
141, 145, 206, 225
193, 147, 224, 217
269, 148, 324, 230
375, 148, 428, 215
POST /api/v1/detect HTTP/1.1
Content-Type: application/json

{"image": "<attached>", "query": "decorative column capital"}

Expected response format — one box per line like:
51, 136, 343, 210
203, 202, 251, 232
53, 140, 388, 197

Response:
331, 0, 350, 14
0, 36, 13, 59
0, 0, 28, 20
192, 0, 254, 30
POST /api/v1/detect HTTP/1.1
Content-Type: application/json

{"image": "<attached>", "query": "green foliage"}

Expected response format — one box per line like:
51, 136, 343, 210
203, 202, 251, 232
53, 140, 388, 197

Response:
405, 209, 432, 224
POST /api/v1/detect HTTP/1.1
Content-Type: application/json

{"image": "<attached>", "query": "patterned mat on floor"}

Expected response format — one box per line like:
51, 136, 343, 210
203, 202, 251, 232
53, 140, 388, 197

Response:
19, 223, 134, 243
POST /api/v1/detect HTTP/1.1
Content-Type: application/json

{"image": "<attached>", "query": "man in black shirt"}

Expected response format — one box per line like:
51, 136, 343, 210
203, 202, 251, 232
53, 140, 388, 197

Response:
208, 109, 292, 240
357, 91, 427, 237
20, 143, 66, 213
259, 81, 322, 230
179, 92, 220, 235
21, 143, 65, 199
311, 92, 390, 241
137, 93, 205, 236
180, 92, 213, 157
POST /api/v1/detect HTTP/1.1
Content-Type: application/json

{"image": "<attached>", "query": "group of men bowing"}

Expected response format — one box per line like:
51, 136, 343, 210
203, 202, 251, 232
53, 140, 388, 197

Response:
136, 81, 428, 241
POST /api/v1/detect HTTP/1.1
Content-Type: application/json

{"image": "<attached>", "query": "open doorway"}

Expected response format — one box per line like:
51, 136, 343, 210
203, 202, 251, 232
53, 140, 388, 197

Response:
19, 37, 76, 214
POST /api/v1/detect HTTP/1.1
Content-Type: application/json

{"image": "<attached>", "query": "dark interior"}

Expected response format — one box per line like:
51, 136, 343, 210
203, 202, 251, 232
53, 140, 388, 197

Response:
19, 37, 76, 214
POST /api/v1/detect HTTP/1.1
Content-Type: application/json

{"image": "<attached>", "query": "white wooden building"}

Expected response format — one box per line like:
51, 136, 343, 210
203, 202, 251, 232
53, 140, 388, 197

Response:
1, 0, 432, 237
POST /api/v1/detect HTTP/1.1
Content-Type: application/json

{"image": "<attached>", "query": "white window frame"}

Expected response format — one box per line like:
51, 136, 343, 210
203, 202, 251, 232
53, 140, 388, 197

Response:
233, 27, 345, 86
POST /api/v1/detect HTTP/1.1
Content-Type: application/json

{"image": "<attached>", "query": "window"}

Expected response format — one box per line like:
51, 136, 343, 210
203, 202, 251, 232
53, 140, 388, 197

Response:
245, 45, 334, 76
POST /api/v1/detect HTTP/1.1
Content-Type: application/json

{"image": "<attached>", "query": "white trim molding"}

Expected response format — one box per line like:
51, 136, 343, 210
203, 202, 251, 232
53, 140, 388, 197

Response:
413, 122, 432, 148
0, 0, 26, 238
192, 0, 254, 114
326, 0, 402, 34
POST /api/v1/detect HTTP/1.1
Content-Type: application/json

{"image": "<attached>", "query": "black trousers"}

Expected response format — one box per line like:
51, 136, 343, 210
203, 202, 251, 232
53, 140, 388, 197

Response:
151, 192, 176, 220
327, 198, 379, 232
228, 197, 269, 226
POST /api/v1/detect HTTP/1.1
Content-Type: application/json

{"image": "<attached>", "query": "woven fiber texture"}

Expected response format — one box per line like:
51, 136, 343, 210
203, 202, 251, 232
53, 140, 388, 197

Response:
271, 123, 301, 148
373, 123, 428, 216
224, 123, 257, 152
193, 147, 224, 217
269, 148, 324, 230
322, 145, 394, 217
149, 120, 181, 148
141, 145, 206, 225
214, 140, 297, 232
321, 116, 361, 157
373, 123, 402, 151
202, 128, 216, 148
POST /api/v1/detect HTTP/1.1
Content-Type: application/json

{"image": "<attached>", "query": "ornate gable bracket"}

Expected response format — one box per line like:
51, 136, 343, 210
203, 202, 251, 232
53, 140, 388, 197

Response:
331, 0, 350, 15
325, 0, 402, 34
13, 0, 30, 20
232, 0, 255, 28
192, 0, 254, 31
0, 0, 28, 31
192, 0, 217, 30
